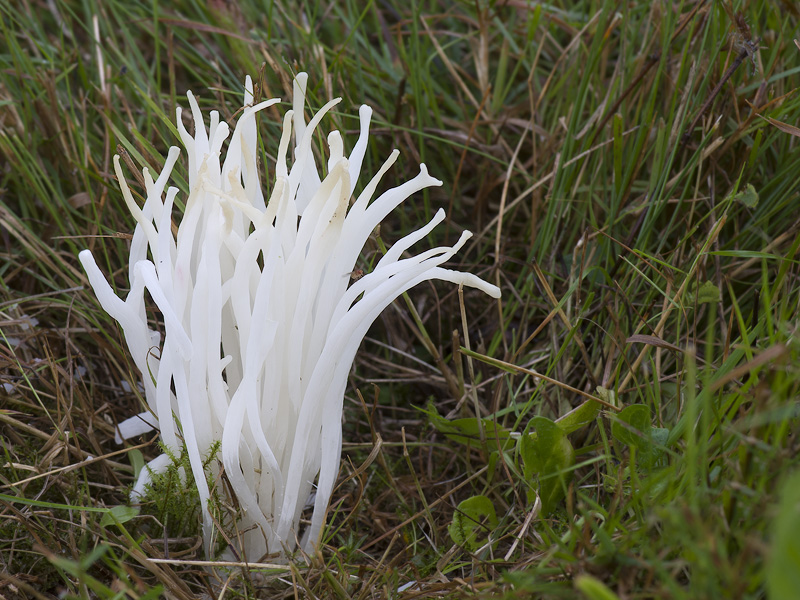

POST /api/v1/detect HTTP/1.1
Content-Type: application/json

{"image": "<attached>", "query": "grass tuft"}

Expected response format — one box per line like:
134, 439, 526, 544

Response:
2, 0, 799, 597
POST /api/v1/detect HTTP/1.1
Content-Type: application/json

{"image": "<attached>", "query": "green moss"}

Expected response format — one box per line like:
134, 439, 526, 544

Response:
139, 440, 223, 544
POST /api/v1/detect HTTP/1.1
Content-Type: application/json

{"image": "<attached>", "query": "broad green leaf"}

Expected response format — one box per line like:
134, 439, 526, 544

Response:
650, 427, 669, 446
448, 495, 498, 552
520, 417, 564, 476
732, 183, 758, 208
641, 427, 670, 468
556, 399, 602, 433
692, 280, 721, 304
519, 417, 575, 512
575, 574, 622, 600
611, 404, 651, 450
99, 504, 140, 528
611, 406, 668, 468
767, 470, 800, 600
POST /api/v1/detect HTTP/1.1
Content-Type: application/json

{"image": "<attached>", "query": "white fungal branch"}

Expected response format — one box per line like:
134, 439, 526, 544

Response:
80, 72, 500, 562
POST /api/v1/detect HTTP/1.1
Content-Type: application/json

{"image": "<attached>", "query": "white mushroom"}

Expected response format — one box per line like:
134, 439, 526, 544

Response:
80, 72, 500, 562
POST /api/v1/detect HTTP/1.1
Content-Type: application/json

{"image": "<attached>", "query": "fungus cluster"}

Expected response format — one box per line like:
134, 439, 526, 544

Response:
80, 73, 500, 560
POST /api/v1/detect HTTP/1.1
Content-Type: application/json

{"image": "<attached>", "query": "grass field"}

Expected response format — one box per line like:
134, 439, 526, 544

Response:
2, 0, 800, 597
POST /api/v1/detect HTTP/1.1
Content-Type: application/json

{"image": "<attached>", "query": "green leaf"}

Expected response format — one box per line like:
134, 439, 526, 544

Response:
556, 399, 602, 433
422, 403, 512, 449
611, 405, 651, 450
685, 280, 721, 305
732, 183, 758, 208
612, 113, 623, 194
767, 471, 800, 600
649, 427, 669, 446
487, 450, 499, 481
99, 504, 140, 528
519, 417, 575, 513
47, 546, 114, 596
440, 417, 511, 447
0, 493, 111, 513
520, 417, 562, 476
611, 406, 668, 468
641, 427, 669, 468
694, 281, 721, 304
129, 448, 145, 480
575, 574, 622, 600
595, 386, 618, 407
448, 495, 498, 552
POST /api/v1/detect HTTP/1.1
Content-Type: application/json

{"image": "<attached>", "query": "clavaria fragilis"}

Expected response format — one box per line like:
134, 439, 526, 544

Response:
80, 72, 500, 561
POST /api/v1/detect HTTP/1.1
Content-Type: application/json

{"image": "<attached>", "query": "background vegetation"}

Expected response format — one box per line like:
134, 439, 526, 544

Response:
1, 0, 799, 597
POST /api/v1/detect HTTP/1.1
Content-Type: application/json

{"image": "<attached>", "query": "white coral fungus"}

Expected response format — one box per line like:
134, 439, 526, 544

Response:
80, 73, 500, 561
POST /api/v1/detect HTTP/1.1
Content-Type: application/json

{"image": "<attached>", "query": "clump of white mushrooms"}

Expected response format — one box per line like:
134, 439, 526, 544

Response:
79, 73, 500, 561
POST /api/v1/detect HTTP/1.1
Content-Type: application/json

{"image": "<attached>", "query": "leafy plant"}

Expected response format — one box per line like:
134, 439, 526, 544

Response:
448, 495, 498, 553
610, 404, 668, 469
519, 416, 576, 513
